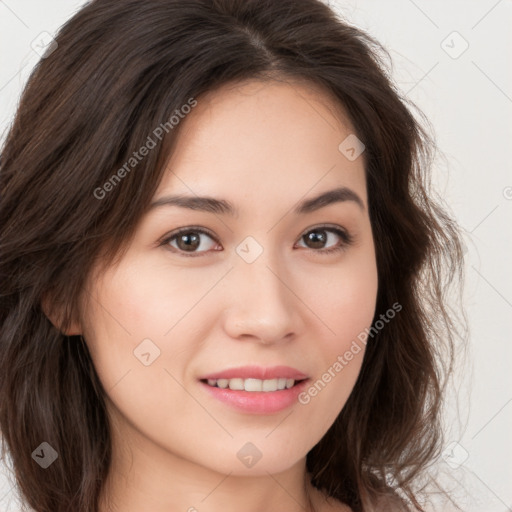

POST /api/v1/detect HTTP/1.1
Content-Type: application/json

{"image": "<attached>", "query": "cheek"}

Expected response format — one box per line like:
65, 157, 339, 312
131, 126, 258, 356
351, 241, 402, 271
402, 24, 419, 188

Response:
79, 267, 197, 440
310, 250, 378, 351
111, 258, 225, 333
80, 258, 225, 390
298, 252, 378, 419
85, 257, 205, 340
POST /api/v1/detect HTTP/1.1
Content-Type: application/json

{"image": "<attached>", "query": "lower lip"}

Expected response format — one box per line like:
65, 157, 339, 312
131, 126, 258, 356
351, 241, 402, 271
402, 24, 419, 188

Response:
199, 379, 310, 414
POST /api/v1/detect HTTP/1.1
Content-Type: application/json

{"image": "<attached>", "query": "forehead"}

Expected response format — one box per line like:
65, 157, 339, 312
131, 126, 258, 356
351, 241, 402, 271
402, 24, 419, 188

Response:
155, 78, 367, 210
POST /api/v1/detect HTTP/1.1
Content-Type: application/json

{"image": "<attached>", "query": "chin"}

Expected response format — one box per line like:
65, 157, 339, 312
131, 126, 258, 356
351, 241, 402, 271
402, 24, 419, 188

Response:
205, 440, 309, 476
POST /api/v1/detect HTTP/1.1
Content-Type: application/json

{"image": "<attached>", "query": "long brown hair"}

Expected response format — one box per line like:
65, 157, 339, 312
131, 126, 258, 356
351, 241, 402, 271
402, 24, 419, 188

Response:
0, 0, 465, 510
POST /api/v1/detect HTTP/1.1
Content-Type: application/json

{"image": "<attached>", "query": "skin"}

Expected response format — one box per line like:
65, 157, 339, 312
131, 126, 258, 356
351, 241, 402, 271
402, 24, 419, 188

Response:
55, 78, 378, 512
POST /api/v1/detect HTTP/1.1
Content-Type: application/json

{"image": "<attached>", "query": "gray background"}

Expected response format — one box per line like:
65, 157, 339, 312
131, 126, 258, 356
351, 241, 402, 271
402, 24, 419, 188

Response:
1, 1, 511, 510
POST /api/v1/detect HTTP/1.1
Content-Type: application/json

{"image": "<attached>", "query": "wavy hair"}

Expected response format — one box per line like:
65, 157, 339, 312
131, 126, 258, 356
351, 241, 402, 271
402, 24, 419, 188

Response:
0, 0, 465, 510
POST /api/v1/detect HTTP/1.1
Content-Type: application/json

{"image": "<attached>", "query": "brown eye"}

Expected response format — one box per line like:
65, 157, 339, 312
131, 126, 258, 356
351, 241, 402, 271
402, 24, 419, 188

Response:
175, 232, 201, 251
297, 226, 353, 254
303, 230, 328, 249
162, 228, 220, 256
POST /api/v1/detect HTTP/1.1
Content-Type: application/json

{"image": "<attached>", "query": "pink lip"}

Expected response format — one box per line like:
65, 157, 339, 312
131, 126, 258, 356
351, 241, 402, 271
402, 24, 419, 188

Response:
200, 365, 308, 381
198, 365, 310, 414
199, 379, 310, 414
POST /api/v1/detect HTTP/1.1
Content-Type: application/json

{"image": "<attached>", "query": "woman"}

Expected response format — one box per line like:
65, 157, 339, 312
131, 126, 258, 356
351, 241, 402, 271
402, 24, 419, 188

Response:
0, 0, 465, 510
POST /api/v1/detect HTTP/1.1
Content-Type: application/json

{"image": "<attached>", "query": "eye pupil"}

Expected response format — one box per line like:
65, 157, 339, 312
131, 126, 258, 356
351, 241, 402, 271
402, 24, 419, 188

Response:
305, 230, 327, 249
165, 226, 348, 257
177, 232, 200, 251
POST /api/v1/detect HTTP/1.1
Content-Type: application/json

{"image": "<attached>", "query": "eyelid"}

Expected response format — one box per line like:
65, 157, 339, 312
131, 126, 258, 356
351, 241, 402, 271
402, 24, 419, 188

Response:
158, 226, 220, 257
159, 223, 354, 257
296, 223, 354, 254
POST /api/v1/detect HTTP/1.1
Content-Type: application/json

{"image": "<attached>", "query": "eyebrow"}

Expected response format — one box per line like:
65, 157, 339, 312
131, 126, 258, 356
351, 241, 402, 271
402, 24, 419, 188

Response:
148, 186, 365, 216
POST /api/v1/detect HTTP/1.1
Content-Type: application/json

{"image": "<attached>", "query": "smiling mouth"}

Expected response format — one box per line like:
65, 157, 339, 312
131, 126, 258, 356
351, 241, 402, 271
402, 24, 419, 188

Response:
200, 377, 308, 392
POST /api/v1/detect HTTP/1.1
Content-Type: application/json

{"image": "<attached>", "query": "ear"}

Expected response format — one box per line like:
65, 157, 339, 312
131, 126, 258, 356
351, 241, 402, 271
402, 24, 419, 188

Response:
41, 291, 82, 336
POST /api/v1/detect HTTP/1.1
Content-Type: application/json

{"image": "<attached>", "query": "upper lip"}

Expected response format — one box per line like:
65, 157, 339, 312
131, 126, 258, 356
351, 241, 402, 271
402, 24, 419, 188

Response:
200, 365, 309, 381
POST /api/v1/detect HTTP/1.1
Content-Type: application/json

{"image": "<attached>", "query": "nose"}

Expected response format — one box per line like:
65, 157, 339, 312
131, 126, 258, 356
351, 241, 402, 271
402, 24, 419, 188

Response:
222, 254, 304, 346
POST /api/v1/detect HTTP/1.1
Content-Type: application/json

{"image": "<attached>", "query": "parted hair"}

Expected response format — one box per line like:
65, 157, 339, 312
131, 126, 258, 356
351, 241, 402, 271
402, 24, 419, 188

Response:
0, 0, 465, 510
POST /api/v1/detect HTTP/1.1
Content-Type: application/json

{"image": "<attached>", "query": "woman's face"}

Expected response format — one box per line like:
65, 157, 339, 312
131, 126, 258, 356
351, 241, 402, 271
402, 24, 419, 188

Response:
79, 79, 378, 477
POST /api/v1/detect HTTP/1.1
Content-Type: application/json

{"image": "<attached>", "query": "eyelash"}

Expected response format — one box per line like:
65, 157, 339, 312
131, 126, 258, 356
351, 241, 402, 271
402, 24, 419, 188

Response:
159, 224, 354, 258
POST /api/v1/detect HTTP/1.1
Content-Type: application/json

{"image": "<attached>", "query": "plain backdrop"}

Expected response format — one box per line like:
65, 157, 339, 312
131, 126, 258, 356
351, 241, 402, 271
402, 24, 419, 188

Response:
1, 1, 511, 511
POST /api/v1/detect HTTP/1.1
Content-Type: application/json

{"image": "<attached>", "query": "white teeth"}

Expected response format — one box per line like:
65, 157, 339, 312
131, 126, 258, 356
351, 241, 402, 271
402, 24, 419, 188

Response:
205, 377, 301, 392
217, 379, 229, 389
228, 378, 244, 390
245, 378, 263, 392
262, 379, 277, 392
